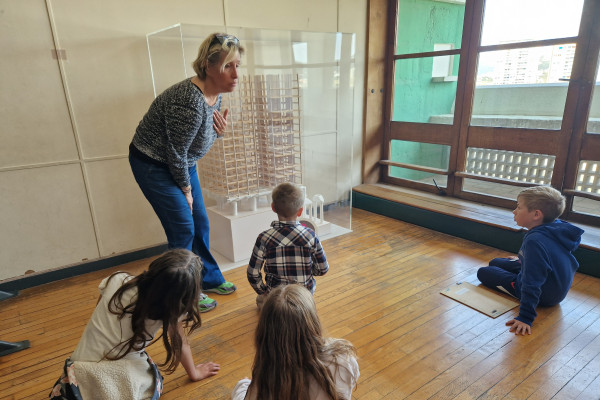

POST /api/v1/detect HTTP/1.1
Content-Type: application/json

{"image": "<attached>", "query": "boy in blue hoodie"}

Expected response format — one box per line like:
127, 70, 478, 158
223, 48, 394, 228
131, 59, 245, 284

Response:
477, 186, 584, 336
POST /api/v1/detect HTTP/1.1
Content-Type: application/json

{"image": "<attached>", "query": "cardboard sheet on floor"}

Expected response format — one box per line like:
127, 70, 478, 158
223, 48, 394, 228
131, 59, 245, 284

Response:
440, 282, 519, 318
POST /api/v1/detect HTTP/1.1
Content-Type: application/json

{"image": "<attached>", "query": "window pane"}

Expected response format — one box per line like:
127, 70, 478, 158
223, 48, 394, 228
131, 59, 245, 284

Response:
572, 160, 599, 216
481, 0, 583, 46
572, 197, 600, 217
472, 45, 575, 129
393, 56, 460, 124
466, 148, 555, 184
587, 54, 600, 134
396, 0, 465, 55
390, 140, 450, 183
462, 179, 523, 201
390, 168, 448, 190
576, 160, 600, 194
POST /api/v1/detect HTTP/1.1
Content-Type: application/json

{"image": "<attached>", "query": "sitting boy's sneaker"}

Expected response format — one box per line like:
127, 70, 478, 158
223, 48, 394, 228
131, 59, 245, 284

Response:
198, 293, 217, 313
203, 281, 237, 295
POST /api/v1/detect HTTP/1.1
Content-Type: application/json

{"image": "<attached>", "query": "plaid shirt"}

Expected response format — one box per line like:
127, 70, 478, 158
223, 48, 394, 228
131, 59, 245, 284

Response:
247, 220, 329, 295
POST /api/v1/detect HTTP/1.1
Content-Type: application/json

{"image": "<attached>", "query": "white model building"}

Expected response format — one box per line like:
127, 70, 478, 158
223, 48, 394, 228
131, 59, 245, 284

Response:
198, 74, 302, 209
199, 74, 330, 261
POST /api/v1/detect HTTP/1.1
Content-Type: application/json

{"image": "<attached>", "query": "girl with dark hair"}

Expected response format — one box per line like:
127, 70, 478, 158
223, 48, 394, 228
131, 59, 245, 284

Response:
50, 249, 219, 399
232, 284, 359, 400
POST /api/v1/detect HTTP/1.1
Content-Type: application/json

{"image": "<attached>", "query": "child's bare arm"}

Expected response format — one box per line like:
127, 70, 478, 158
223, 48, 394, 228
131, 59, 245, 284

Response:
174, 322, 220, 381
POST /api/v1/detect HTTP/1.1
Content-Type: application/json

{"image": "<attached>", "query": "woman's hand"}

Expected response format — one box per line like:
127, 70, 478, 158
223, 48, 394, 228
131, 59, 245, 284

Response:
184, 191, 193, 214
213, 109, 229, 137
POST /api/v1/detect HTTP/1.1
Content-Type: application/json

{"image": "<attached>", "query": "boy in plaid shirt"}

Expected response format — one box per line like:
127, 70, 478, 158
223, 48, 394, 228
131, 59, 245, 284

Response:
247, 182, 329, 309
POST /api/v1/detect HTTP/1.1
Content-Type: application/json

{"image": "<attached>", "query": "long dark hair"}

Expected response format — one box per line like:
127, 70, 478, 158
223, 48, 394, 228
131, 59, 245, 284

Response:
105, 249, 203, 374
248, 284, 355, 400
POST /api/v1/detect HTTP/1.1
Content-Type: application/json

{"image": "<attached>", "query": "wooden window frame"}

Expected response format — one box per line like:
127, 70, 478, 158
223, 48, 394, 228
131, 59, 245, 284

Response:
372, 0, 600, 227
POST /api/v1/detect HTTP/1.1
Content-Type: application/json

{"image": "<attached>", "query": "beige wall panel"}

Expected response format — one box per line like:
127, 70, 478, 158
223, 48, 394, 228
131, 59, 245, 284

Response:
0, 164, 98, 280
0, 0, 369, 282
0, 0, 78, 168
84, 158, 166, 256
225, 0, 338, 32
46, 0, 224, 159
339, 0, 368, 188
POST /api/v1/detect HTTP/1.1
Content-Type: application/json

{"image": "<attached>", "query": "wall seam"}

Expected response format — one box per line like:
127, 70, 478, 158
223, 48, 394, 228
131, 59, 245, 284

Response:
44, 0, 103, 258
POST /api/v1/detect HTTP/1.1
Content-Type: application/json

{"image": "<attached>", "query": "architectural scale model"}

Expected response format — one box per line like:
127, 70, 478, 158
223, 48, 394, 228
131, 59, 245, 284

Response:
198, 74, 302, 214
299, 193, 331, 235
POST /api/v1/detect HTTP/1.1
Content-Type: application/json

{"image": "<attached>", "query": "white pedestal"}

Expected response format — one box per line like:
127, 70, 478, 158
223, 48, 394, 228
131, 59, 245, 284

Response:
207, 205, 276, 262
298, 218, 332, 236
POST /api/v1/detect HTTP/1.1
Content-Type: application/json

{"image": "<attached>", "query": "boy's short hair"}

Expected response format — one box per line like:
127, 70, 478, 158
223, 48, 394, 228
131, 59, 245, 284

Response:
272, 183, 304, 219
518, 186, 565, 223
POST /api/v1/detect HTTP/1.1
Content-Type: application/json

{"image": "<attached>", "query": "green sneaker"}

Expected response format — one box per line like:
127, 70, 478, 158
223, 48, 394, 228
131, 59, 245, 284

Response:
198, 293, 217, 313
203, 281, 237, 295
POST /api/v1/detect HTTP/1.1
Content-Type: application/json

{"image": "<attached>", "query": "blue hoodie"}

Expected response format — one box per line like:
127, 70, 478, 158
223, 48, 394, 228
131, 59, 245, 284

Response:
515, 220, 584, 326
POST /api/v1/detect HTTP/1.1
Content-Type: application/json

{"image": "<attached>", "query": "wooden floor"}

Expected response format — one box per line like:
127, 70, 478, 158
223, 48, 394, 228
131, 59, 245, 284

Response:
1, 208, 600, 399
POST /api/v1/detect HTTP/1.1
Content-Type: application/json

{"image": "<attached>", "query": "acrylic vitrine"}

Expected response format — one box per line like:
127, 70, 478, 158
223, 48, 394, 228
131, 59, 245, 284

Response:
147, 24, 355, 262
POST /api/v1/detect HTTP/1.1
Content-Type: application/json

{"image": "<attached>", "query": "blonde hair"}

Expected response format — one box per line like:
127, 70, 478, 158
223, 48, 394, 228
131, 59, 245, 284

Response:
272, 182, 304, 219
248, 285, 356, 400
517, 186, 565, 223
192, 32, 244, 80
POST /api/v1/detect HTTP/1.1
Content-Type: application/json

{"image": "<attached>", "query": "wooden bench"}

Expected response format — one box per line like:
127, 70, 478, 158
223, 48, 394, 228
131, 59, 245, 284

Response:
352, 183, 600, 277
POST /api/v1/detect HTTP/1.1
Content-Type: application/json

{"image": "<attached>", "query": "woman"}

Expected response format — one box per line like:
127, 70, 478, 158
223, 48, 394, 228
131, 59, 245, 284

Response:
129, 33, 243, 312
232, 285, 360, 400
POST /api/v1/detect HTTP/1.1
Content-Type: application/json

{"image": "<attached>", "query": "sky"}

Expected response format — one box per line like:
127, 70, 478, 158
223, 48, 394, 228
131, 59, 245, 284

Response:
481, 0, 584, 45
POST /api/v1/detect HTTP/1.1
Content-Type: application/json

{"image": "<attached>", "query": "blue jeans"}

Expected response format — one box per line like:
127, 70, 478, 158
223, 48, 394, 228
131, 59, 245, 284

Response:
476, 257, 520, 298
129, 152, 225, 289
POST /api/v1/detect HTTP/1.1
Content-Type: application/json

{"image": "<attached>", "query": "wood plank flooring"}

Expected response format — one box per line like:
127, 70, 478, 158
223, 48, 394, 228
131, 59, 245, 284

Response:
1, 208, 599, 399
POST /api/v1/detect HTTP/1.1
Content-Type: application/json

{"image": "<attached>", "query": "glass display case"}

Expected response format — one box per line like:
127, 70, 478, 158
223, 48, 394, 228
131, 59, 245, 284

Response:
147, 24, 355, 264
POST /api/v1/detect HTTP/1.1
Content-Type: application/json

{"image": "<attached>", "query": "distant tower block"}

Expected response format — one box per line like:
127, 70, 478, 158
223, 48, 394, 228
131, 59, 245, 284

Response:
198, 74, 302, 205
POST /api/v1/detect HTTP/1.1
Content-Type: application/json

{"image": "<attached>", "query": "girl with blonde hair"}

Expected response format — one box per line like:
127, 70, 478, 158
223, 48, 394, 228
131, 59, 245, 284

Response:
232, 284, 359, 400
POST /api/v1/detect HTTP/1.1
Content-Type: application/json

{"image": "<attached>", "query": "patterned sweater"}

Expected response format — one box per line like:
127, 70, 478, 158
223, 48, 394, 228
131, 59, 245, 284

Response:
131, 78, 221, 188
